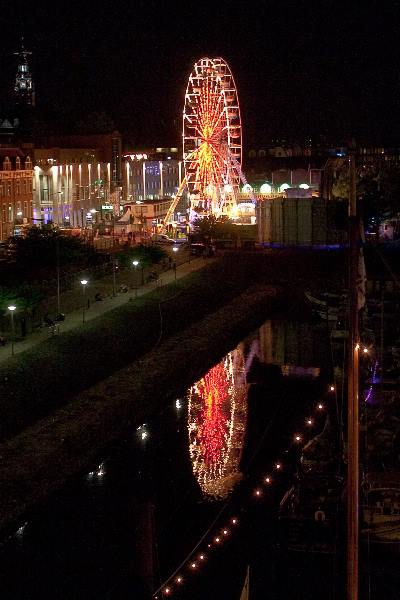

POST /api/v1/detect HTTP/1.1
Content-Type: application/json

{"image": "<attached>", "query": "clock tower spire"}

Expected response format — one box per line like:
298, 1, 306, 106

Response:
14, 37, 35, 108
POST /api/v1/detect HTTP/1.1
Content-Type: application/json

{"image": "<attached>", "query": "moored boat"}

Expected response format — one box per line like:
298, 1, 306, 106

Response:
361, 471, 400, 553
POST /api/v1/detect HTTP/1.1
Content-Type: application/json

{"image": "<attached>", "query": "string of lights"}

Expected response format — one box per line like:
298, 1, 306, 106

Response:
153, 339, 372, 598
152, 379, 346, 599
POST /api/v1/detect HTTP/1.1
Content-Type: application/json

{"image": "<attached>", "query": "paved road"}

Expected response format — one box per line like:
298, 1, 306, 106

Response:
0, 256, 212, 364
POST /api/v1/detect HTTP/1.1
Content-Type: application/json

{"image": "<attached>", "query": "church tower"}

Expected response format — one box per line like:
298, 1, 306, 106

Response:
13, 38, 35, 108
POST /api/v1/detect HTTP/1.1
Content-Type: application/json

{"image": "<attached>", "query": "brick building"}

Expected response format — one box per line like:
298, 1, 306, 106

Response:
0, 149, 33, 240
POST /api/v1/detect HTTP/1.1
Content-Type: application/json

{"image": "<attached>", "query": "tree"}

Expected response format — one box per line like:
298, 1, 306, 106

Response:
11, 227, 94, 273
0, 284, 43, 331
330, 159, 400, 232
192, 215, 238, 241
193, 214, 219, 240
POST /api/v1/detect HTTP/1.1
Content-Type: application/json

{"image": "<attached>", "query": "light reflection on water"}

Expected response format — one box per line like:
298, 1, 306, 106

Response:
188, 347, 247, 499
0, 318, 326, 599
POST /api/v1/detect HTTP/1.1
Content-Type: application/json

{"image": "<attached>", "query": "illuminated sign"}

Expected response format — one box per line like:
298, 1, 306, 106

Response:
101, 205, 113, 210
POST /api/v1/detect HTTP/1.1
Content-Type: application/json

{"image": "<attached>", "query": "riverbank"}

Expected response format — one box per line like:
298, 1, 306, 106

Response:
0, 249, 345, 442
0, 249, 346, 534
0, 283, 280, 535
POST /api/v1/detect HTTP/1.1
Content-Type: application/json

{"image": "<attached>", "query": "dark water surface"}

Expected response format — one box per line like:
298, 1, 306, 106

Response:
0, 319, 337, 599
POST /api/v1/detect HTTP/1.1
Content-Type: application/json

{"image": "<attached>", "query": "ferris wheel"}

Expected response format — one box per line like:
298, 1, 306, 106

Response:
183, 57, 242, 220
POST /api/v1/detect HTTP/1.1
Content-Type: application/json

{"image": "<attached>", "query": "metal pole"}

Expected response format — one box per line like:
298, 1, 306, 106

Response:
112, 257, 116, 297
82, 287, 86, 324
10, 312, 15, 356
56, 238, 61, 315
135, 267, 138, 298
347, 150, 359, 600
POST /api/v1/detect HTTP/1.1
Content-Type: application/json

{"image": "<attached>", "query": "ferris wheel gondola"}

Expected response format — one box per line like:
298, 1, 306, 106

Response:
183, 57, 242, 220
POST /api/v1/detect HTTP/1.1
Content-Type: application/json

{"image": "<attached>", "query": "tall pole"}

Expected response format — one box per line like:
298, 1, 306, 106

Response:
81, 279, 88, 323
172, 247, 178, 284
8, 305, 16, 356
56, 237, 61, 316
347, 150, 359, 600
133, 260, 139, 298
11, 311, 15, 356
112, 257, 116, 297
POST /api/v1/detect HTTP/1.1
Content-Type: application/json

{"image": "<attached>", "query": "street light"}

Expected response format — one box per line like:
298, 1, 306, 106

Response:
7, 305, 16, 356
112, 256, 117, 297
132, 260, 139, 298
172, 246, 178, 281
136, 201, 144, 240
80, 279, 88, 323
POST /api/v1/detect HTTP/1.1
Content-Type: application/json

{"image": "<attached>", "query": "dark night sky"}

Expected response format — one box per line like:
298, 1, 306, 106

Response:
0, 0, 399, 148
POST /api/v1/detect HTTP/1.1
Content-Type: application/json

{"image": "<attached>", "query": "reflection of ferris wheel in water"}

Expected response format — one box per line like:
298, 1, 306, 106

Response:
187, 348, 247, 499
183, 57, 242, 220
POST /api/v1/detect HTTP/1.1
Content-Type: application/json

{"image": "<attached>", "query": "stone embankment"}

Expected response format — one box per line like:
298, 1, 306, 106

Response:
0, 248, 347, 534
0, 282, 280, 534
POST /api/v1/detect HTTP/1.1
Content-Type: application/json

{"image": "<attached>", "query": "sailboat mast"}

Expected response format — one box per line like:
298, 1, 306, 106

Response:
347, 149, 359, 600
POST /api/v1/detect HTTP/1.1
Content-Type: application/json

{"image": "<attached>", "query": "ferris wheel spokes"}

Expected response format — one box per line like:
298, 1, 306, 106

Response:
183, 57, 242, 221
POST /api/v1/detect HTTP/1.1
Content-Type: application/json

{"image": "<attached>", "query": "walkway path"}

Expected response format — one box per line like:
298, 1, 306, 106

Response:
0, 256, 212, 364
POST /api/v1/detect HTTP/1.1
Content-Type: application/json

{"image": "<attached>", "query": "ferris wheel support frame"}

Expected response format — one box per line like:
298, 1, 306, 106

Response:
160, 176, 187, 234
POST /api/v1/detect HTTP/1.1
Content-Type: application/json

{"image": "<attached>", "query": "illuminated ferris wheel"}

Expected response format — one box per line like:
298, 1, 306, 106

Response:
183, 57, 242, 220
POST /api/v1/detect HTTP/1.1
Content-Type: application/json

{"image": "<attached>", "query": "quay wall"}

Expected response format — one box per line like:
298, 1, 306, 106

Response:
0, 283, 280, 534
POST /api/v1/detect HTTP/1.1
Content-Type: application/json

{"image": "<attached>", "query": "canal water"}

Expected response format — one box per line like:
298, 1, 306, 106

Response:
0, 318, 333, 600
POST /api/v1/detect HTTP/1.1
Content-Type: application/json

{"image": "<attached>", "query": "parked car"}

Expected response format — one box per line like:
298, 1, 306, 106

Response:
189, 243, 216, 256
189, 242, 206, 256
151, 234, 176, 244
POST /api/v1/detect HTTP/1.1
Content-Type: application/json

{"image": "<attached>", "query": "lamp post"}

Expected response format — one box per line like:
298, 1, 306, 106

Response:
90, 207, 97, 224
132, 260, 139, 298
80, 279, 88, 323
136, 201, 143, 241
112, 256, 117, 297
7, 305, 16, 356
56, 236, 61, 316
172, 246, 178, 282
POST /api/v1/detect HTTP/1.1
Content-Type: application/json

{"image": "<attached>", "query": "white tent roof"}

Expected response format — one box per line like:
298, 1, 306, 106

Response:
117, 209, 132, 223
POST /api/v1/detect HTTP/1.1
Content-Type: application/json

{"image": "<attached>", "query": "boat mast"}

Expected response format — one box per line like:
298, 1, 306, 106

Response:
347, 148, 359, 600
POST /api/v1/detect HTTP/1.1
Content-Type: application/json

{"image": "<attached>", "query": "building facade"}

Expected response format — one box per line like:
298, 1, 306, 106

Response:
122, 148, 187, 219
0, 149, 33, 239
32, 133, 123, 227
33, 152, 112, 227
118, 198, 174, 235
